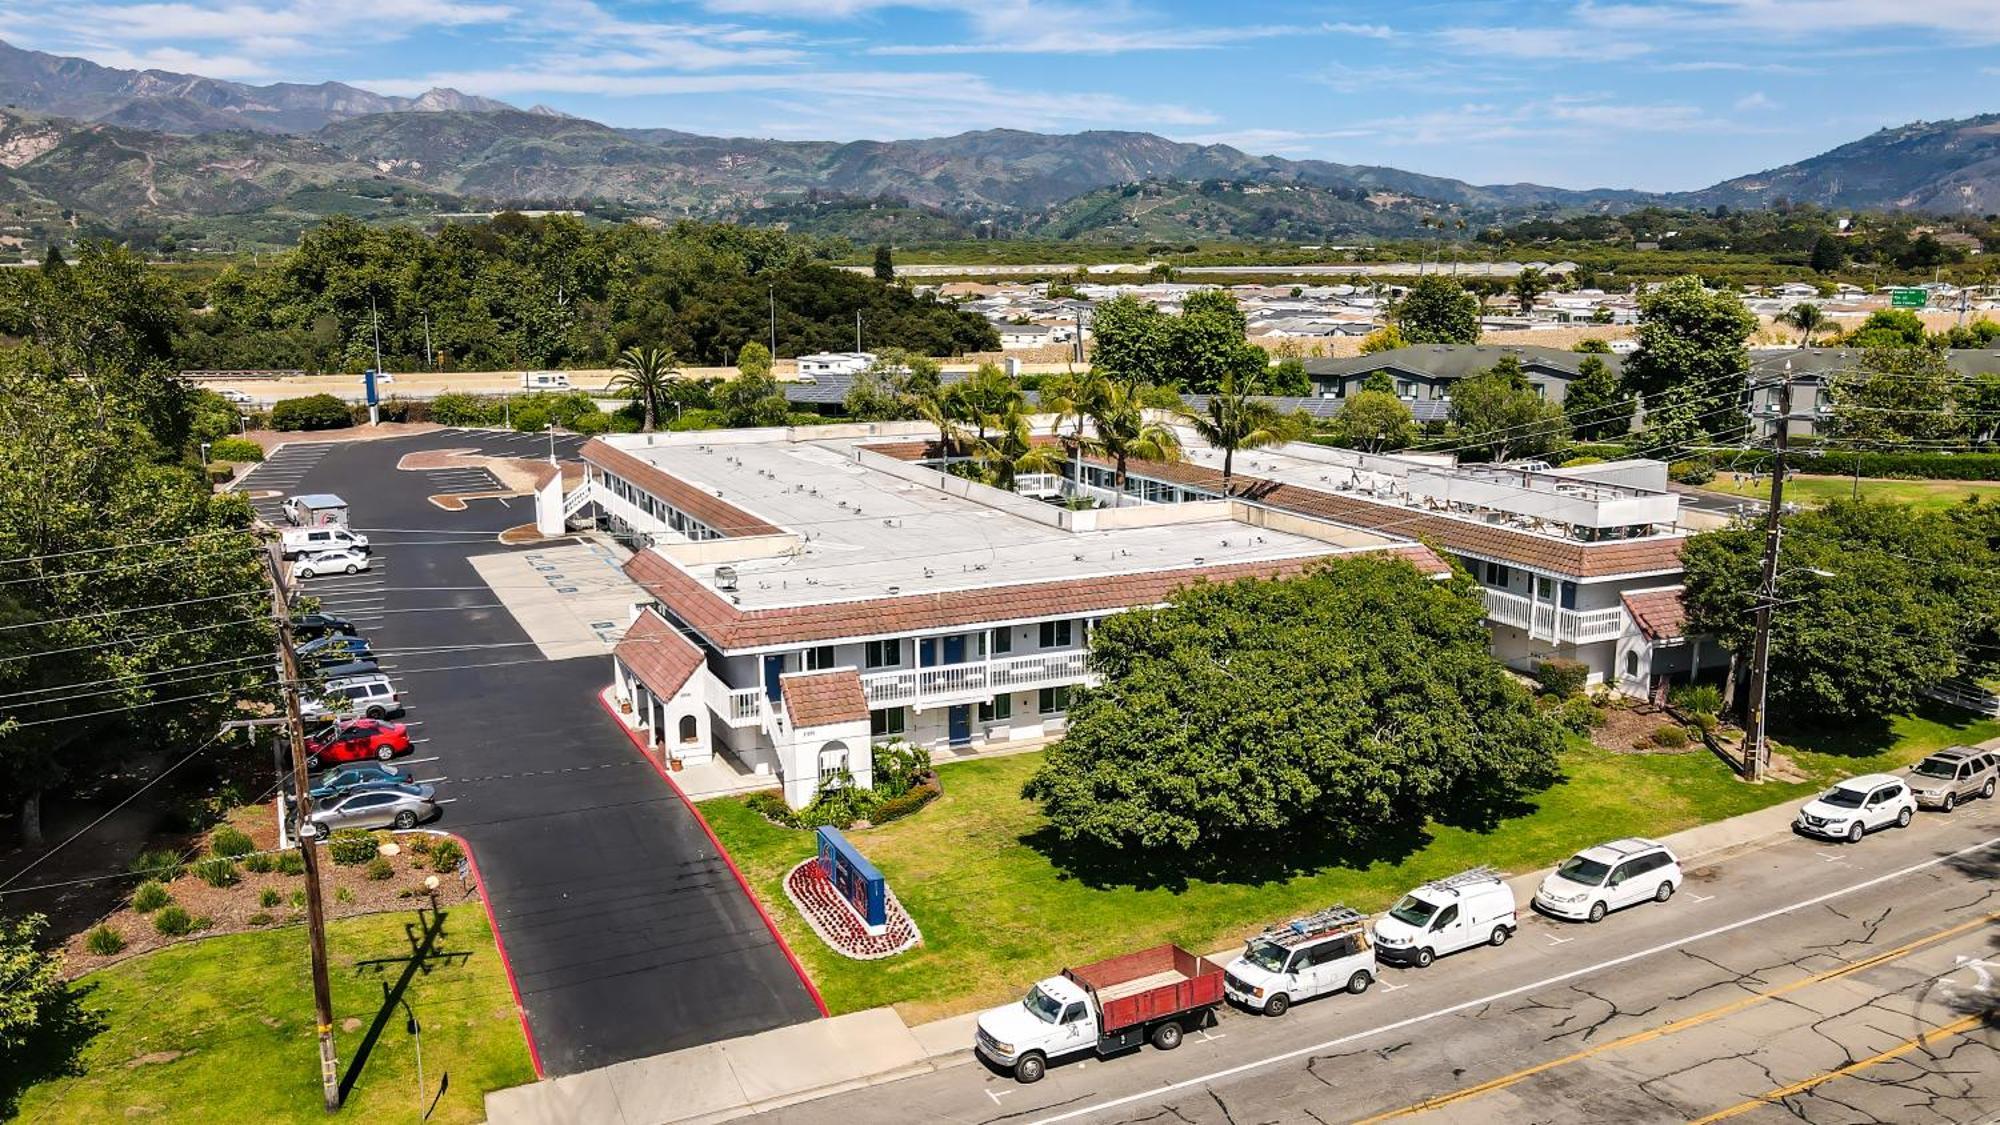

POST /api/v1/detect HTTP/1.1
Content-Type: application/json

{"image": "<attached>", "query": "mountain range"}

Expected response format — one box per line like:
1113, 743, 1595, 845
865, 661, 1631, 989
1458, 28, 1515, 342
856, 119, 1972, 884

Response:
0, 38, 1992, 252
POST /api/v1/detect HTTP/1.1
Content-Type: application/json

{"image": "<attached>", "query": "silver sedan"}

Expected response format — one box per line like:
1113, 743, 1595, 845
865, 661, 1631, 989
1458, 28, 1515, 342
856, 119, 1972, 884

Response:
308, 784, 438, 832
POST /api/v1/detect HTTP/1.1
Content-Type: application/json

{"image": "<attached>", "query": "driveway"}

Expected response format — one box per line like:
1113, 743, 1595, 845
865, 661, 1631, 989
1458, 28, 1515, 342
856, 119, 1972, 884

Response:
237, 428, 822, 1076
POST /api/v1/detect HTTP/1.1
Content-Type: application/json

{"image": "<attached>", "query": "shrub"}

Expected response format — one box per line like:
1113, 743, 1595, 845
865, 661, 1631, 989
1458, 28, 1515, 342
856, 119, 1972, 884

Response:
335, 887, 355, 904
1668, 683, 1723, 717
247, 912, 274, 927
129, 848, 183, 881
270, 394, 354, 432
795, 775, 880, 830
259, 887, 283, 909
276, 849, 306, 876
205, 463, 233, 484
243, 851, 276, 874
1544, 695, 1607, 736
427, 837, 464, 873
373, 396, 431, 424
871, 739, 933, 800
571, 411, 611, 435
364, 856, 394, 881
1649, 725, 1692, 749
207, 436, 264, 463
872, 781, 940, 825
1720, 448, 2000, 482
153, 905, 201, 936
209, 824, 255, 858
289, 888, 308, 909
131, 881, 170, 913
406, 835, 434, 855
430, 393, 503, 427
193, 857, 240, 888
328, 829, 379, 866
745, 791, 799, 827
1533, 658, 1591, 699
1668, 458, 1715, 486
85, 925, 126, 955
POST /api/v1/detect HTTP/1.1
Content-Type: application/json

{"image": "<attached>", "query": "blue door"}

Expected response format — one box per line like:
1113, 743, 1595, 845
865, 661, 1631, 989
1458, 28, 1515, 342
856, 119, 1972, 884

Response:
948, 704, 972, 746
942, 634, 967, 665
763, 654, 785, 702
919, 638, 937, 667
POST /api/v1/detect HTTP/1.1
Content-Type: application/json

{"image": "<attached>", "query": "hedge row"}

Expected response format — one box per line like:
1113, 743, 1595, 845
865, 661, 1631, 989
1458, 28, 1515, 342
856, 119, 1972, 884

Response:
1563, 443, 2000, 482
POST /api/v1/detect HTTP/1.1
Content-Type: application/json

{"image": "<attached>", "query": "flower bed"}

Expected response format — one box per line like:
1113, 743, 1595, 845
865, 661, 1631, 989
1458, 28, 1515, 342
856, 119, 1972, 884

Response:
783, 858, 921, 960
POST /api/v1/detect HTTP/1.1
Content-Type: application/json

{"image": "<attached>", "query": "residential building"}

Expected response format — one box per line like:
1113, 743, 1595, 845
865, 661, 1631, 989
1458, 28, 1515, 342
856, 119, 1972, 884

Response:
795, 352, 876, 377
1303, 345, 1615, 404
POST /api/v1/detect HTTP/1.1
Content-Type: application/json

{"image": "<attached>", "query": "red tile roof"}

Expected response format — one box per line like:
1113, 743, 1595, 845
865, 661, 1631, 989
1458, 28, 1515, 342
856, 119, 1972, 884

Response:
1622, 587, 1689, 641
1062, 452, 1687, 580
781, 669, 870, 728
580, 438, 785, 538
626, 544, 1448, 653
613, 608, 707, 696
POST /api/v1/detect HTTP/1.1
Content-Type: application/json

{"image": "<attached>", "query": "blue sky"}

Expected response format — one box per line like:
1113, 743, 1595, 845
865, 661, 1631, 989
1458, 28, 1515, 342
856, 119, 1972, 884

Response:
1, 0, 1995, 191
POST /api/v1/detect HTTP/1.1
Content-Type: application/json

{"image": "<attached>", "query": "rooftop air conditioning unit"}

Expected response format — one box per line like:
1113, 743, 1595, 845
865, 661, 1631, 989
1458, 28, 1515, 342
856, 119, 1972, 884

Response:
714, 565, 739, 592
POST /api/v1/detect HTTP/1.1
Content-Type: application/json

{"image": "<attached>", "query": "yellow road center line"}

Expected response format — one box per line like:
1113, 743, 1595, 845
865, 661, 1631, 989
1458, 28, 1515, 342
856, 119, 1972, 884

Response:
1688, 1011, 1986, 1124
1356, 911, 1998, 1123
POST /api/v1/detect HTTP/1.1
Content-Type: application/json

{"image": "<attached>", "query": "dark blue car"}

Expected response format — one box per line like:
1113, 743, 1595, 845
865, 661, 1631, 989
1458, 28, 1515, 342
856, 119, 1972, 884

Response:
308, 761, 414, 802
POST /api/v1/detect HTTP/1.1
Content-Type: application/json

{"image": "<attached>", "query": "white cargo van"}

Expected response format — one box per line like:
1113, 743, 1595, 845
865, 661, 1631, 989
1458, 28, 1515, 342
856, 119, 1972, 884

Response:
281, 525, 370, 559
1371, 867, 1516, 968
521, 370, 572, 390
1223, 905, 1376, 1017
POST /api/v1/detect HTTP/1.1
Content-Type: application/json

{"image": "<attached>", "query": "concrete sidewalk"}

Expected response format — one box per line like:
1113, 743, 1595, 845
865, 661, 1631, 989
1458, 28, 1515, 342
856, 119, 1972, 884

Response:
484, 790, 1815, 1125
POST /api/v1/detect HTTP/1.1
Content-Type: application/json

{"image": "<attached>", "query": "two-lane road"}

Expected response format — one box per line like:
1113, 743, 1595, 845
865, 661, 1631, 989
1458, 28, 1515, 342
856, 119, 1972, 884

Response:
760, 809, 2000, 1125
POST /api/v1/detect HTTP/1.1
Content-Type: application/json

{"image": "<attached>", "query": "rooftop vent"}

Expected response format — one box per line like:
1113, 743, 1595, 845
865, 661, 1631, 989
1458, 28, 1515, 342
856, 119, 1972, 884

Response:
714, 565, 739, 592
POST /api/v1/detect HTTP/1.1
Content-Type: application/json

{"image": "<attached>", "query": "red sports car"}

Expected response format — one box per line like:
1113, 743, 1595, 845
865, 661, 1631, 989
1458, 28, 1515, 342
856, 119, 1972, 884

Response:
305, 719, 412, 771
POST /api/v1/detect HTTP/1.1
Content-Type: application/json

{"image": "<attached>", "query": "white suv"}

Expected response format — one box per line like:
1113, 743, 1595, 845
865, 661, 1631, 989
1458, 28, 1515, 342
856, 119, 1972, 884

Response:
1223, 906, 1375, 1017
1535, 838, 1682, 923
1795, 773, 1916, 842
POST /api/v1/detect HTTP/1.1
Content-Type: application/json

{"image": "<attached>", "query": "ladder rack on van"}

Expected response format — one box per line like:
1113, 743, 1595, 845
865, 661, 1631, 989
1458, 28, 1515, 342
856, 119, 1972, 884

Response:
1428, 866, 1501, 894
1261, 905, 1365, 947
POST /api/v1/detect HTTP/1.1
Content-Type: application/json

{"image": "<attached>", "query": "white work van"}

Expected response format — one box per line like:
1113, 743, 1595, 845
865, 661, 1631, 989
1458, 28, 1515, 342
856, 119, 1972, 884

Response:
1371, 867, 1516, 968
1223, 905, 1375, 1017
281, 526, 370, 559
521, 370, 572, 390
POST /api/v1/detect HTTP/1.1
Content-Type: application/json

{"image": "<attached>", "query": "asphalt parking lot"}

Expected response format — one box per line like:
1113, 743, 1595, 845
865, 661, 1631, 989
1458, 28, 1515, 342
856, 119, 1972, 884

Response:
235, 427, 822, 1077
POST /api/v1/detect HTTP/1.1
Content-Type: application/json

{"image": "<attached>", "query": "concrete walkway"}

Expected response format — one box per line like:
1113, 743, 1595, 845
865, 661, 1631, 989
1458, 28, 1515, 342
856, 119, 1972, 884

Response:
485, 787, 1825, 1125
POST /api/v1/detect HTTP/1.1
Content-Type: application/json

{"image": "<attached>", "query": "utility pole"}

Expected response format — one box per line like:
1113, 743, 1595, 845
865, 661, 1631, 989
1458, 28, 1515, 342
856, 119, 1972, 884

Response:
423, 310, 434, 371
264, 547, 343, 1111
1742, 374, 1791, 782
768, 285, 778, 359
855, 310, 862, 353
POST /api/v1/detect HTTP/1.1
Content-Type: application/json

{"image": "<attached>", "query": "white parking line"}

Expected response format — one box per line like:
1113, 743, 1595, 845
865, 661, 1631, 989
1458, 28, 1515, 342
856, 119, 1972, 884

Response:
1377, 980, 1407, 993
1687, 892, 1715, 903
1024, 834, 2000, 1125
1542, 933, 1574, 946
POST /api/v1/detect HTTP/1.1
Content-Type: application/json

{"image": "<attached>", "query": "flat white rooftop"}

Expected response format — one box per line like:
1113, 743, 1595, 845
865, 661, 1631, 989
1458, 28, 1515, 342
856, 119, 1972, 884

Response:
611, 435, 1393, 610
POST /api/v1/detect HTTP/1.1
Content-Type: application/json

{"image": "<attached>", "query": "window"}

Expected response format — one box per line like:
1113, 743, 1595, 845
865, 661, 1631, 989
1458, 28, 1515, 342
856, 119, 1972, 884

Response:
1535, 576, 1554, 600
1038, 686, 1074, 714
864, 639, 901, 669
678, 715, 698, 745
1483, 561, 1510, 587
817, 742, 848, 783
1625, 651, 1640, 677
979, 694, 1013, 723
1060, 1003, 1086, 1025
870, 707, 905, 737
1431, 904, 1459, 930
1396, 380, 1416, 398
990, 627, 1012, 655
804, 645, 836, 671
1039, 620, 1074, 648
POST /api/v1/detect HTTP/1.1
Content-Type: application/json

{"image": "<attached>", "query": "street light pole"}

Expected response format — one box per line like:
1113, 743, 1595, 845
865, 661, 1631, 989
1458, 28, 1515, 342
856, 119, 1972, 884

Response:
1743, 374, 1792, 782
768, 285, 778, 359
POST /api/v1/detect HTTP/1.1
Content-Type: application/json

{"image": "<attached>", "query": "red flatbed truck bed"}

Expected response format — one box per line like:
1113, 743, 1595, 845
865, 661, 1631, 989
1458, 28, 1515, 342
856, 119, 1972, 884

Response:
1065, 943, 1226, 1034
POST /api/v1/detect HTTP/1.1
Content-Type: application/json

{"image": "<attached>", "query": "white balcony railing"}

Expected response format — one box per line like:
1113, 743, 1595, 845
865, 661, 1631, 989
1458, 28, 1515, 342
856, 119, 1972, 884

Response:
710, 679, 779, 732
1480, 586, 1629, 646
562, 480, 596, 518
861, 649, 1093, 710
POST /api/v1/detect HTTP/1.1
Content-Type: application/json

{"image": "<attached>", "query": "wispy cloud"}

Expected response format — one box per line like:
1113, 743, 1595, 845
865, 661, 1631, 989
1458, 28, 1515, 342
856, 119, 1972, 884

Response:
1322, 21, 1395, 39
81, 43, 274, 79
1434, 26, 1651, 61
1306, 60, 1514, 95
1653, 59, 1814, 74
1580, 0, 2000, 43
1733, 91, 1778, 111
870, 23, 1305, 56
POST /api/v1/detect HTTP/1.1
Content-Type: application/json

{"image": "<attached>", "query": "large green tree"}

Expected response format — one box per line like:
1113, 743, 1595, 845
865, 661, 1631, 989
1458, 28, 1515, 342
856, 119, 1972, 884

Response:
1178, 370, 1305, 493
1024, 557, 1565, 851
1827, 346, 1963, 445
1391, 277, 1481, 345
1449, 355, 1567, 462
1086, 294, 1172, 385
1561, 355, 1635, 441
1326, 389, 1416, 452
1621, 275, 1756, 399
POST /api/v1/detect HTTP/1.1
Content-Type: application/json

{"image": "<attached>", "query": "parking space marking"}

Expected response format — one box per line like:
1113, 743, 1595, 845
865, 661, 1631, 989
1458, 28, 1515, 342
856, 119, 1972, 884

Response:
1377, 980, 1408, 992
1687, 892, 1715, 903
1543, 933, 1575, 946
986, 1089, 1012, 1105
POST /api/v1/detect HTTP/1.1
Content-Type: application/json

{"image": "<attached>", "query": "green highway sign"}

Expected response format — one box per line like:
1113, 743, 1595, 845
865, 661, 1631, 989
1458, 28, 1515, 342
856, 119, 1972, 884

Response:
1890, 288, 1928, 309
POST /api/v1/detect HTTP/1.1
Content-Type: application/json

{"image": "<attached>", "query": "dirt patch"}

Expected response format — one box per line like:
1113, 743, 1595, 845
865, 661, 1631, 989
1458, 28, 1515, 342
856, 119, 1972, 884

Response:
499, 523, 559, 545
1594, 701, 1695, 754
124, 1051, 184, 1068
58, 804, 480, 977
341, 1017, 362, 1033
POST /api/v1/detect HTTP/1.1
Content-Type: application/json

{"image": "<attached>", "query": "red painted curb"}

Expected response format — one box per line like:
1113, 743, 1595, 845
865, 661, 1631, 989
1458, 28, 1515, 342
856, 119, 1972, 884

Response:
448, 831, 549, 1079
594, 690, 831, 1018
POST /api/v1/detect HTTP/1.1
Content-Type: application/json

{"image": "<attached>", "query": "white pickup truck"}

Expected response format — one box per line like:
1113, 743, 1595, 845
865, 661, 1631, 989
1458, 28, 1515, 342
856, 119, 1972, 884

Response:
974, 943, 1225, 1083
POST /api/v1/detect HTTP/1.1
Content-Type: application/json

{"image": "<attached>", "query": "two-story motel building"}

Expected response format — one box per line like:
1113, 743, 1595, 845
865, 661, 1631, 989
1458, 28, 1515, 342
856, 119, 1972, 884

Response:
565, 422, 1719, 807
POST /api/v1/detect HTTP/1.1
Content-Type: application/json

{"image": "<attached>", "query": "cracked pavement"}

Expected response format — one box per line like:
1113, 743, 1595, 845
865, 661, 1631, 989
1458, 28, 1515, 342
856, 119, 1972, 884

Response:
746, 809, 1999, 1125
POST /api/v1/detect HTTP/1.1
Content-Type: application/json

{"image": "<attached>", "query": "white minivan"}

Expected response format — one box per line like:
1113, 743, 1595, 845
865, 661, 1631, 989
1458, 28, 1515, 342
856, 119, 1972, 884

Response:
1534, 838, 1683, 923
1223, 906, 1375, 1017
1371, 867, 1516, 968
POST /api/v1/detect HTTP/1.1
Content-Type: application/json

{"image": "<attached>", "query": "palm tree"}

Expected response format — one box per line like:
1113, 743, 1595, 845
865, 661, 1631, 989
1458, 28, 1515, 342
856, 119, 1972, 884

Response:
982, 404, 1069, 491
610, 346, 679, 432
1781, 302, 1826, 349
1080, 380, 1181, 495
912, 382, 969, 458
1038, 369, 1110, 488
1179, 370, 1303, 495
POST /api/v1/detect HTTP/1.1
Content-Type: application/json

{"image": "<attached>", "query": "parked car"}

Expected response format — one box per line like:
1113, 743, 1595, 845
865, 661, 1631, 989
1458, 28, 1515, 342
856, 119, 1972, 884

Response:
300, 674, 402, 722
293, 549, 369, 579
218, 388, 255, 406
1223, 905, 1374, 1017
308, 761, 413, 802
309, 785, 437, 832
1906, 747, 1999, 812
303, 718, 412, 770
281, 526, 370, 559
1795, 773, 1916, 842
292, 612, 358, 640
975, 943, 1225, 1083
282, 493, 349, 527
313, 658, 380, 681
1534, 838, 1682, 923
298, 635, 373, 664
1371, 867, 1516, 968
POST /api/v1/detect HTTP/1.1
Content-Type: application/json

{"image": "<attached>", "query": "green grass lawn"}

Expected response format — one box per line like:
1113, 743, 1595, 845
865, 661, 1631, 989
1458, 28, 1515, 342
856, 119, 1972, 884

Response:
1700, 474, 2000, 512
12, 906, 534, 1124
704, 706, 1999, 1025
